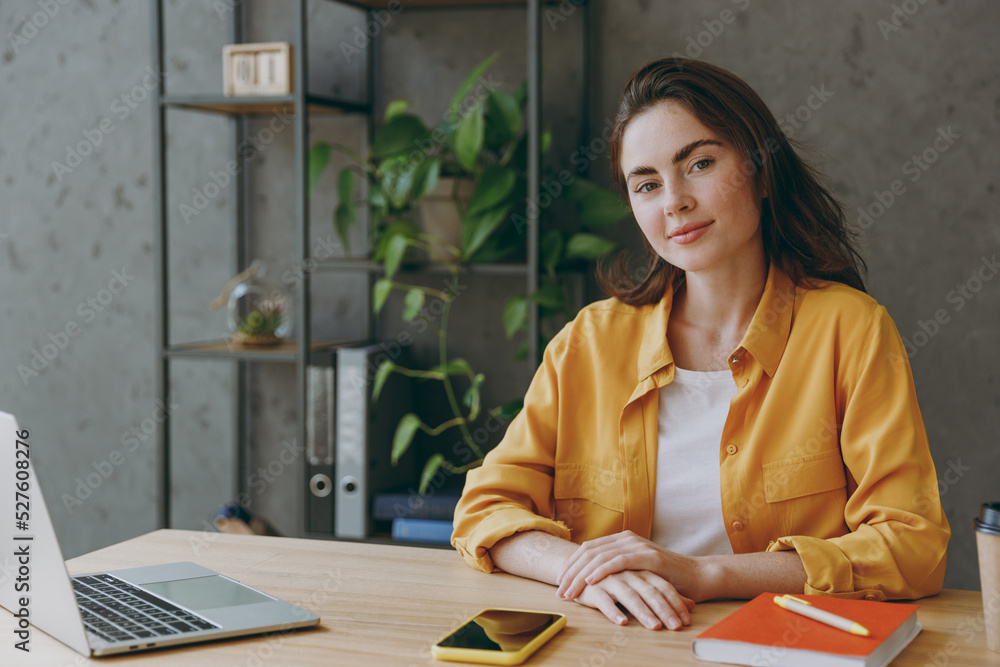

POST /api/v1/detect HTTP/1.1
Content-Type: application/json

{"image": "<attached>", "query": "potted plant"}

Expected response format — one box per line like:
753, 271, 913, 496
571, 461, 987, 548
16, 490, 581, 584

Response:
310, 55, 629, 492
233, 298, 287, 344
212, 261, 291, 347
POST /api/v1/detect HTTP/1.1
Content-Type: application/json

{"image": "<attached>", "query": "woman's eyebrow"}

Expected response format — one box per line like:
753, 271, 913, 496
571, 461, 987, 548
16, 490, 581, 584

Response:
625, 138, 724, 181
673, 138, 723, 165
626, 165, 658, 181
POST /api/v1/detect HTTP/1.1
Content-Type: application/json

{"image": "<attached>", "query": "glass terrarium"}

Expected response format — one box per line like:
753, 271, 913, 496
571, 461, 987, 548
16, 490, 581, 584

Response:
214, 261, 292, 346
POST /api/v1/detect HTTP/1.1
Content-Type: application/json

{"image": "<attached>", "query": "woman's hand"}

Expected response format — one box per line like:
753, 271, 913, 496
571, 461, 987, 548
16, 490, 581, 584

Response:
570, 569, 696, 630
556, 530, 711, 603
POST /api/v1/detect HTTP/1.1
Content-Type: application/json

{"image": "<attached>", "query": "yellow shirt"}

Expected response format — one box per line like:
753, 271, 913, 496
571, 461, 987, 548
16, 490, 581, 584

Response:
452, 265, 950, 600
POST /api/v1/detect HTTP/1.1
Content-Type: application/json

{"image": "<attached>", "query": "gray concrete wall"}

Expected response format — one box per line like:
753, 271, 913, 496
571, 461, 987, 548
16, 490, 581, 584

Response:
0, 0, 996, 594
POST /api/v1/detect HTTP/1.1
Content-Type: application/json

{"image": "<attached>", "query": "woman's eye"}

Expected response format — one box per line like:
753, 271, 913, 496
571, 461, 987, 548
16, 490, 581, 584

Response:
636, 182, 658, 193
692, 158, 714, 172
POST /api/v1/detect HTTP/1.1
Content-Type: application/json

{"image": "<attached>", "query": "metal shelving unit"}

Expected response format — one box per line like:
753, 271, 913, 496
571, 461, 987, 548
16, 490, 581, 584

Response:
161, 93, 370, 116
151, 0, 588, 531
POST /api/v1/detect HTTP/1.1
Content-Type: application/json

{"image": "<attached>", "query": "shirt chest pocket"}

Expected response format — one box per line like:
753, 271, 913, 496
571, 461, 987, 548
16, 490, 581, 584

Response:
553, 465, 624, 541
762, 449, 849, 536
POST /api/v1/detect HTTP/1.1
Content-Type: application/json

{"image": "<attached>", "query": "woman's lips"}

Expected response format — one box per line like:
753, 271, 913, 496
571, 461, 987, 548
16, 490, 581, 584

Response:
669, 220, 714, 245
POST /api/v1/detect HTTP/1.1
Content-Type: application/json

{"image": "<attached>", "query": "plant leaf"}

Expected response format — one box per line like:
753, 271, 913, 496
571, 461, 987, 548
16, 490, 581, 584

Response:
468, 224, 521, 263
411, 157, 441, 202
378, 155, 418, 209
454, 101, 484, 172
384, 99, 412, 122
580, 192, 630, 228
562, 178, 592, 203
566, 179, 631, 227
430, 358, 473, 377
466, 164, 516, 215
385, 233, 409, 280
541, 128, 552, 155
540, 229, 565, 275
334, 168, 356, 251
512, 340, 529, 361
513, 81, 528, 109
373, 220, 420, 261
461, 204, 509, 261
373, 278, 393, 313
448, 52, 499, 121
391, 413, 423, 465
565, 233, 616, 260
368, 182, 387, 209
529, 282, 565, 310
402, 288, 424, 321
490, 398, 523, 421
463, 373, 486, 421
418, 453, 446, 495
503, 295, 528, 339
486, 88, 522, 145
308, 142, 331, 194
371, 114, 430, 160
372, 360, 395, 401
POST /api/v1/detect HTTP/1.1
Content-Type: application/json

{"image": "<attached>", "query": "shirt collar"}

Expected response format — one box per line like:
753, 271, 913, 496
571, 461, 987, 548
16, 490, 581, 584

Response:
636, 285, 675, 383
740, 263, 796, 377
636, 263, 796, 382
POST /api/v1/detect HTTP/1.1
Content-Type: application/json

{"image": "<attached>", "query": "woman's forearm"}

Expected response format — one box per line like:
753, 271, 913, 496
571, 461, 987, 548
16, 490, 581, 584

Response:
489, 530, 580, 586
491, 530, 807, 602
698, 550, 807, 601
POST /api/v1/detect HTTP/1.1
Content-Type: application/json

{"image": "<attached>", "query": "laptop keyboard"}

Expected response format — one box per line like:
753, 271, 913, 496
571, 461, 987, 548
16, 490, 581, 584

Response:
72, 574, 220, 644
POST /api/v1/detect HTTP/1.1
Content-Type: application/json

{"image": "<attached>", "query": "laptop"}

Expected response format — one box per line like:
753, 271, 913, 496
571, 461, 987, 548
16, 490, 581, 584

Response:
0, 411, 321, 656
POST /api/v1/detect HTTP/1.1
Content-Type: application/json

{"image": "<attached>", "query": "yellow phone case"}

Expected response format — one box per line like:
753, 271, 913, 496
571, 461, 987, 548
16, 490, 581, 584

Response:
431, 608, 567, 665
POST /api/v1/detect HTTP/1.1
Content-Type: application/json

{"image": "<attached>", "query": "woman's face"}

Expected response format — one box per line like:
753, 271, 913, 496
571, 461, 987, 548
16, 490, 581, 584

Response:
620, 100, 765, 276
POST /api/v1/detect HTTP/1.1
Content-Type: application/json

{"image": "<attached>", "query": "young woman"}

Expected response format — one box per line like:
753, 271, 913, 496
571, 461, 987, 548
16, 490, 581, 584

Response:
451, 58, 949, 632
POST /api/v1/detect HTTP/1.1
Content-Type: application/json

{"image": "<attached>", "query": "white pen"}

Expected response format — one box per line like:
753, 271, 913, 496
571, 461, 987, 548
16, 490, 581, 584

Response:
773, 594, 871, 637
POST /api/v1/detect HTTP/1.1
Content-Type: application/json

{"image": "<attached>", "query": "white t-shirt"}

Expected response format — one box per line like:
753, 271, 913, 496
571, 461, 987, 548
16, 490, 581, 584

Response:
649, 367, 736, 556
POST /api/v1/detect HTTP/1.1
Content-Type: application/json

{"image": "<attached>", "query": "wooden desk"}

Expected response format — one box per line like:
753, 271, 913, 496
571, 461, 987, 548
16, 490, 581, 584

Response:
3, 529, 998, 666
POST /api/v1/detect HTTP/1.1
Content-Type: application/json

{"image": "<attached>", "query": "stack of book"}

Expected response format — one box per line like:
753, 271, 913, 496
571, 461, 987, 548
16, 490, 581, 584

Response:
372, 488, 461, 545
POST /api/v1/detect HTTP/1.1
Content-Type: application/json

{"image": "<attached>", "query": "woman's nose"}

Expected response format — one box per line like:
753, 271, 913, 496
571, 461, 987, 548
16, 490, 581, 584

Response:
661, 182, 695, 216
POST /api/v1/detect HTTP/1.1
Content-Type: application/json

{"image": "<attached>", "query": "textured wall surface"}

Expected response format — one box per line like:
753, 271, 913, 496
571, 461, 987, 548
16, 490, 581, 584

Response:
0, 0, 996, 593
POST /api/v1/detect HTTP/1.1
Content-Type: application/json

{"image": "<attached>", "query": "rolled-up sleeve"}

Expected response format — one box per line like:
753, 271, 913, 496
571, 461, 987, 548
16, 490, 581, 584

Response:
451, 330, 572, 572
768, 305, 950, 599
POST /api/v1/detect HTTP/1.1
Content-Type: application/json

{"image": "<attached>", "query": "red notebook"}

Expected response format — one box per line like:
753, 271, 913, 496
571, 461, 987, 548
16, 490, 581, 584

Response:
691, 593, 921, 667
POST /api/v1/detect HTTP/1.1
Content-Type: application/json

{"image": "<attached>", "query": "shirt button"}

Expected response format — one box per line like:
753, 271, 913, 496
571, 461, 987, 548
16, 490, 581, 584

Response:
730, 355, 741, 365
864, 593, 878, 601
731, 520, 744, 531
726, 444, 738, 455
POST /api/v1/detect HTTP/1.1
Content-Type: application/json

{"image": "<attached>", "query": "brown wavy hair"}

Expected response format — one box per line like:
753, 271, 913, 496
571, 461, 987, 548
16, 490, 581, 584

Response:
598, 57, 867, 304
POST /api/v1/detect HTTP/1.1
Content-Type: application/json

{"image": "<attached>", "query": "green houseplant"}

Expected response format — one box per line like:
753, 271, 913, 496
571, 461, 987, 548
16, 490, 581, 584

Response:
310, 55, 629, 492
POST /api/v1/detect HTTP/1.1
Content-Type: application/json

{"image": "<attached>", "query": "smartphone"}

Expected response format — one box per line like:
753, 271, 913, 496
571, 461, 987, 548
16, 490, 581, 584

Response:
431, 608, 567, 665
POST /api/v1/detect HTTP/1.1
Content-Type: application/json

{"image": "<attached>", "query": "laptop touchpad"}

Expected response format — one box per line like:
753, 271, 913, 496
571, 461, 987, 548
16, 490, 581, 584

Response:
142, 575, 276, 611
